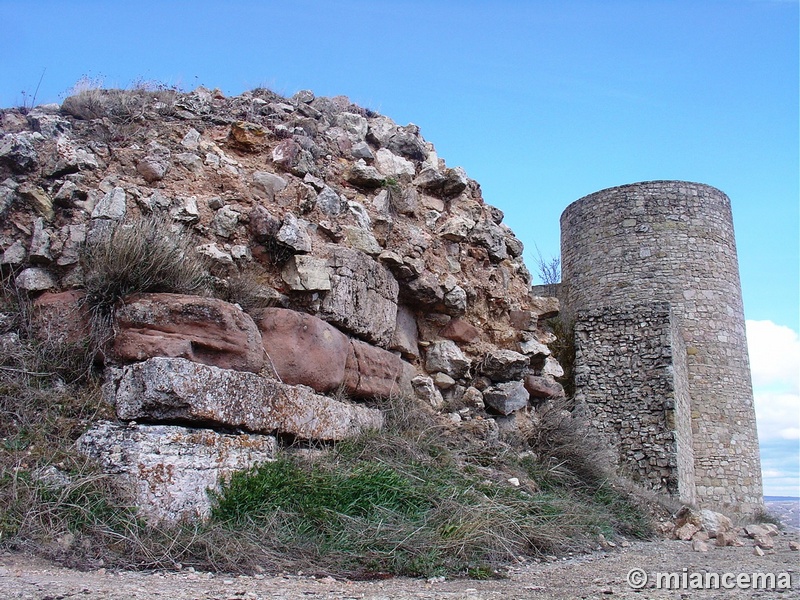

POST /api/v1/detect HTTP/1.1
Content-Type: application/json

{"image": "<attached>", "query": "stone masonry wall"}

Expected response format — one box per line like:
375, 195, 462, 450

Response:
669, 306, 696, 506
574, 303, 695, 501
561, 181, 762, 514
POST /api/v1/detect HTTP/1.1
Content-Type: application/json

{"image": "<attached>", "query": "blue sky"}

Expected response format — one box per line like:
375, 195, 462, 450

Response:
2, 0, 798, 497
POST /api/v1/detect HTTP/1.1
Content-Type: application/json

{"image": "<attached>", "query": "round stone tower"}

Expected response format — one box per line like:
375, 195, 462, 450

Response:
560, 180, 763, 514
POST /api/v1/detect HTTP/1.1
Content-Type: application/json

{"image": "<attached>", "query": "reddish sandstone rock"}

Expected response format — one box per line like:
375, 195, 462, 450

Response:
32, 290, 91, 346
715, 530, 743, 547
345, 339, 407, 399
256, 307, 350, 392
113, 293, 264, 373
439, 318, 480, 343
509, 309, 537, 331
524, 375, 565, 399
674, 522, 699, 541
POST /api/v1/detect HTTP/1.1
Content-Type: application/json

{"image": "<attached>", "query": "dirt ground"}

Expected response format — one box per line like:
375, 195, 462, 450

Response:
1, 531, 798, 600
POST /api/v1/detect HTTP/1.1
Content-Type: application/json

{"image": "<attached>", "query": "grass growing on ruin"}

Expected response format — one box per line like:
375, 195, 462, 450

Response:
200, 395, 655, 578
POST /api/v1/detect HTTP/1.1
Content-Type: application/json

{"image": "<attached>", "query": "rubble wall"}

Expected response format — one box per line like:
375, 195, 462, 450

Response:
574, 303, 695, 501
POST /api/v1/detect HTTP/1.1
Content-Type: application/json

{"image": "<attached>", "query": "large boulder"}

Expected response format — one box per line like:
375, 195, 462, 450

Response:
112, 293, 264, 373
320, 246, 399, 347
108, 357, 384, 441
77, 421, 276, 524
699, 508, 733, 539
256, 308, 349, 392
345, 339, 408, 399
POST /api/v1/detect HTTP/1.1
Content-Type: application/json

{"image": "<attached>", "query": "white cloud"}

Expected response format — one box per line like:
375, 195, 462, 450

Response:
746, 320, 800, 391
754, 392, 800, 441
746, 320, 800, 497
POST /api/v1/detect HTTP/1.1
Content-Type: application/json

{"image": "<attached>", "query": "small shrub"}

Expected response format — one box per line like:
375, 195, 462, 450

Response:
526, 396, 613, 490
81, 215, 210, 317
62, 78, 178, 124
750, 508, 783, 529
1, 276, 95, 382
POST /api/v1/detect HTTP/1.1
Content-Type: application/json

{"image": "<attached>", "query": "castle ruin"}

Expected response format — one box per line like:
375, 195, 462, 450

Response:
558, 180, 763, 515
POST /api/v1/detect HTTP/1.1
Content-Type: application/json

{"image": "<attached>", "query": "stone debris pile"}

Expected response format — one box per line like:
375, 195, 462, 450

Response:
1, 86, 565, 522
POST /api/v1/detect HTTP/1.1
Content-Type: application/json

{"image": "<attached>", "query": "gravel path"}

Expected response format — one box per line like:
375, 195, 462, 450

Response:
2, 532, 798, 599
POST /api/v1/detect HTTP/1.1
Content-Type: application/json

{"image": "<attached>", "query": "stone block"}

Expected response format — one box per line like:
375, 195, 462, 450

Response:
320, 246, 398, 347
281, 255, 332, 291
256, 307, 349, 392
699, 508, 732, 538
108, 357, 384, 441
113, 293, 264, 373
439, 318, 480, 343
15, 267, 56, 291
424, 340, 470, 379
345, 339, 408, 399
390, 304, 419, 358
674, 522, 699, 541
524, 375, 565, 399
76, 421, 276, 524
529, 296, 559, 319
411, 375, 443, 409
479, 349, 529, 382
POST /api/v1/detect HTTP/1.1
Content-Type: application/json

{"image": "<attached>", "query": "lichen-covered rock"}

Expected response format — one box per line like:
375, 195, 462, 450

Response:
391, 304, 419, 359
17, 183, 53, 220
31, 290, 91, 347
28, 217, 53, 264
320, 246, 399, 347
91, 187, 127, 220
276, 213, 312, 253
76, 421, 276, 524
108, 357, 384, 440
412, 375, 444, 409
251, 170, 287, 200
15, 267, 56, 291
136, 141, 171, 183
1, 239, 26, 265
113, 293, 265, 373
228, 121, 269, 152
281, 255, 331, 291
0, 132, 39, 173
347, 160, 384, 187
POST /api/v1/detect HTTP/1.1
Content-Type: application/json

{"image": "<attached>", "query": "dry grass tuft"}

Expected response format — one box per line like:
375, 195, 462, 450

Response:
81, 215, 210, 316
